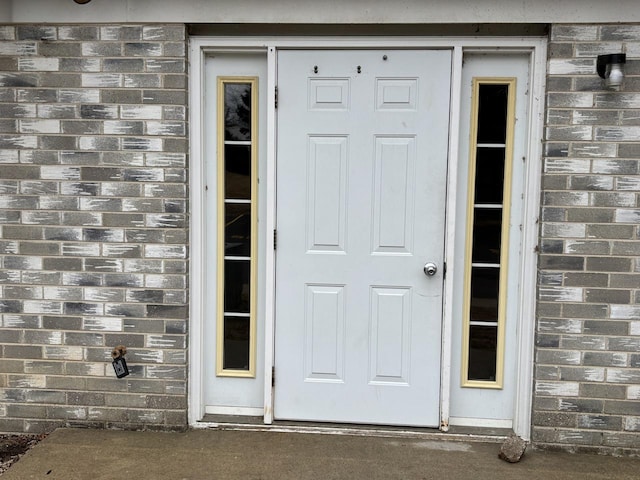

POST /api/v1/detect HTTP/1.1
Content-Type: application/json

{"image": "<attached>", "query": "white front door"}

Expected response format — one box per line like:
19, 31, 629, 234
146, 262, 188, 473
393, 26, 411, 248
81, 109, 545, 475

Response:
274, 49, 452, 426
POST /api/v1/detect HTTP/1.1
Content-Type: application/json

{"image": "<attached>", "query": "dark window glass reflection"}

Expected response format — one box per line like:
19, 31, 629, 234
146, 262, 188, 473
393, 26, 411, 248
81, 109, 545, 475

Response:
224, 260, 250, 313
474, 147, 505, 204
224, 144, 251, 200
470, 267, 500, 322
223, 316, 250, 370
468, 325, 498, 381
225, 203, 251, 256
472, 209, 502, 264
224, 83, 252, 142
477, 84, 508, 144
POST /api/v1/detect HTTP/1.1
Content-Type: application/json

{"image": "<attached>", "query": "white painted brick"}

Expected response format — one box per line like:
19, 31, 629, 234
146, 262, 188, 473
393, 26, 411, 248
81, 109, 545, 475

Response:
0, 135, 38, 148
626, 43, 640, 56
145, 121, 185, 136
611, 305, 640, 320
135, 350, 163, 363
3, 315, 40, 328
59, 89, 100, 103
535, 381, 580, 397
78, 137, 100, 150
61, 243, 100, 256
627, 386, 640, 401
82, 317, 123, 332
0, 42, 37, 55
571, 143, 617, 158
102, 244, 140, 257
616, 177, 640, 190
0, 404, 6, 417
145, 152, 186, 167
84, 288, 122, 302
0, 150, 19, 163
539, 287, 583, 302
19, 119, 60, 134
145, 274, 186, 289
565, 241, 601, 254
592, 159, 635, 175
607, 368, 640, 383
103, 121, 141, 135
544, 159, 590, 174
121, 137, 163, 151
146, 335, 179, 348
81, 73, 122, 88
145, 245, 187, 259
624, 417, 640, 431
120, 105, 163, 120
44, 346, 84, 361
583, 368, 606, 382
538, 319, 582, 334
630, 321, 640, 336
542, 223, 586, 238
595, 94, 640, 109
595, 126, 640, 142
11, 375, 46, 389
18, 57, 59, 71
40, 166, 81, 180
23, 301, 62, 315
548, 59, 594, 75
43, 287, 81, 301
78, 363, 105, 377
614, 209, 640, 223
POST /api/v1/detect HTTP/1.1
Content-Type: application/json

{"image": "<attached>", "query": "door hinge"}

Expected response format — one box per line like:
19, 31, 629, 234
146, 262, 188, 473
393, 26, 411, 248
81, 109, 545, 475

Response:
273, 229, 277, 250
443, 261, 447, 280
272, 366, 275, 387
274, 85, 278, 109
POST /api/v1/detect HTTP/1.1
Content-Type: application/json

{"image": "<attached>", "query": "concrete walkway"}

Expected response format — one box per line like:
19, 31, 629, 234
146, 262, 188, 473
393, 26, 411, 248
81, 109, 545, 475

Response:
3, 428, 640, 479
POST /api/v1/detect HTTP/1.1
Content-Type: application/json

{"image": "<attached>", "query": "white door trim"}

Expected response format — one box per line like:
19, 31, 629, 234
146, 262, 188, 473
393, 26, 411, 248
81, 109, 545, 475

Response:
189, 35, 546, 439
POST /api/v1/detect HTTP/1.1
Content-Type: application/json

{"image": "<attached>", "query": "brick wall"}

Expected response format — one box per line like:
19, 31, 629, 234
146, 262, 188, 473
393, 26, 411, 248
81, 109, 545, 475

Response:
0, 25, 189, 432
536, 24, 640, 454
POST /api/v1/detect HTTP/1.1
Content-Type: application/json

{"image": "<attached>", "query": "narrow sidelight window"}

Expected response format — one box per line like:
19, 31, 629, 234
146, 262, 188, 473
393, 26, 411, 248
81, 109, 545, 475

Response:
216, 78, 258, 376
462, 79, 516, 388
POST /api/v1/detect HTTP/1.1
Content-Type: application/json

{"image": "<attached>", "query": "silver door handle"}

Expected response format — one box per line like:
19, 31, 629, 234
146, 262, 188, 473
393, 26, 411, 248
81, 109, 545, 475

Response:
423, 262, 437, 276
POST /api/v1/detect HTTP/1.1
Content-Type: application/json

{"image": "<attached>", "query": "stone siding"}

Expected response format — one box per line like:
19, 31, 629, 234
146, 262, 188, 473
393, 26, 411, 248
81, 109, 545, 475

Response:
536, 24, 640, 454
0, 24, 189, 432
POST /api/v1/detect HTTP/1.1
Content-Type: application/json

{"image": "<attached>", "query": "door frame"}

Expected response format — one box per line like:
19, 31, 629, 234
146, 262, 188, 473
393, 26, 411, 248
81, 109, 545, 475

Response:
189, 35, 547, 439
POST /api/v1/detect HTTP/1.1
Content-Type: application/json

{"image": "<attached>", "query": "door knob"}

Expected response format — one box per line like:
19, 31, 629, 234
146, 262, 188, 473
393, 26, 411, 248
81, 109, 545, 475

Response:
423, 262, 437, 276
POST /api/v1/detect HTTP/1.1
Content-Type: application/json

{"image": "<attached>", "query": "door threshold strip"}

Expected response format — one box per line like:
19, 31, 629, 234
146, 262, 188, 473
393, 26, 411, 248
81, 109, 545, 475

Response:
194, 417, 510, 444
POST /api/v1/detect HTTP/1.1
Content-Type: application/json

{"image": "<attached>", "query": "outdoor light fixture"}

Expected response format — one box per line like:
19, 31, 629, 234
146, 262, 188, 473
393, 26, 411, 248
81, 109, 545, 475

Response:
73, 0, 92, 4
597, 53, 626, 90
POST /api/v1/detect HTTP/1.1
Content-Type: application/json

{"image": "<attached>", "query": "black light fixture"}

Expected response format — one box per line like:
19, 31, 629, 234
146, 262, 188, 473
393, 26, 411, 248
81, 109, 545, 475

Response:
73, 0, 92, 4
597, 53, 626, 90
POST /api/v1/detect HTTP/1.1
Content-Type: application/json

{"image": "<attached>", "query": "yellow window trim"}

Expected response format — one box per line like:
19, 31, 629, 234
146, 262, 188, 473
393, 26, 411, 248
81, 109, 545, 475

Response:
461, 78, 516, 389
216, 76, 259, 378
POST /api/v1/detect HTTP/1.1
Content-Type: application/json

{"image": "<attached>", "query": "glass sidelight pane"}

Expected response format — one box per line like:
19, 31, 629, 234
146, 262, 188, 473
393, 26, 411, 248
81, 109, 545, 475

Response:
225, 203, 251, 256
224, 260, 250, 313
468, 325, 498, 381
472, 209, 503, 264
224, 83, 252, 141
470, 267, 500, 322
477, 84, 508, 144
224, 144, 251, 200
223, 316, 250, 370
474, 148, 505, 204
